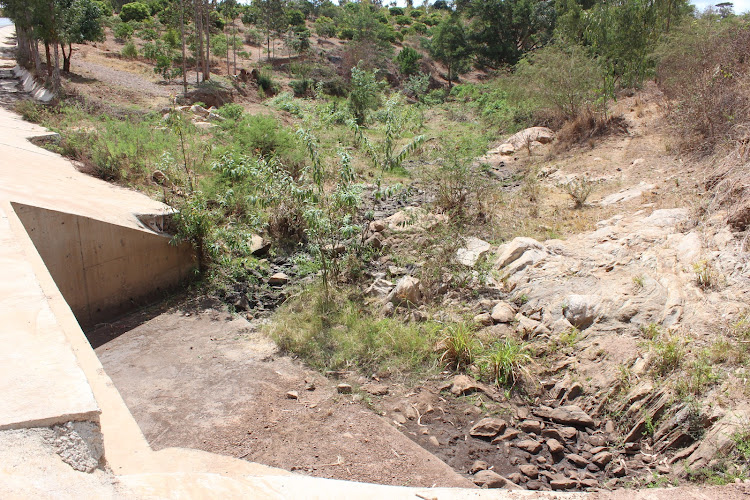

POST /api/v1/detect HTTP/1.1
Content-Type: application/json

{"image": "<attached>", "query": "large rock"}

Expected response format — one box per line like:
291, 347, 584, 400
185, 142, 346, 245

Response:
470, 418, 507, 438
515, 439, 543, 454
491, 302, 515, 324
472, 470, 518, 489
506, 127, 555, 149
563, 294, 601, 329
496, 237, 545, 270
457, 237, 492, 267
387, 276, 421, 305
686, 408, 750, 469
536, 405, 595, 428
268, 272, 289, 286
366, 277, 394, 298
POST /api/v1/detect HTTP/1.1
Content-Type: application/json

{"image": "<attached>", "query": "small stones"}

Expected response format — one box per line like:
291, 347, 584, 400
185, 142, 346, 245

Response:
515, 439, 543, 454
286, 391, 299, 400
507, 472, 524, 484
519, 464, 539, 479
542, 428, 563, 441
566, 454, 589, 467
560, 427, 579, 440
393, 413, 407, 425
611, 464, 627, 477
428, 436, 440, 447
470, 418, 507, 438
336, 383, 353, 394
546, 438, 564, 455
468, 460, 489, 474
526, 480, 543, 490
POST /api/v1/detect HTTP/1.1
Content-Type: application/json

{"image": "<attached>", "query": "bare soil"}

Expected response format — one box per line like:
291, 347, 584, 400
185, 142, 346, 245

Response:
92, 300, 473, 489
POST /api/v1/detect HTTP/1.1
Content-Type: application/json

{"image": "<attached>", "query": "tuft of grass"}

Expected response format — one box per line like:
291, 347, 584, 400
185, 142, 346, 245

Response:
640, 323, 662, 340
440, 322, 480, 372
676, 351, 719, 397
693, 259, 720, 290
650, 332, 686, 376
482, 338, 532, 388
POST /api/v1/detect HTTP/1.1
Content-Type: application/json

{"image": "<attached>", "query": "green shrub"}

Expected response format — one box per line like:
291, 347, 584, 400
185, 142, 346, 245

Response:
348, 64, 385, 125
113, 21, 134, 41
314, 16, 337, 38
256, 68, 279, 96
216, 103, 244, 121
395, 15, 412, 26
440, 323, 479, 371
120, 2, 150, 22
121, 41, 138, 59
389, 6, 404, 16
395, 46, 422, 76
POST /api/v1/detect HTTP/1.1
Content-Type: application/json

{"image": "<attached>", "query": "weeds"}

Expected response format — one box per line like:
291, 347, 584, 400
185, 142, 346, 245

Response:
693, 260, 720, 290
561, 176, 595, 209
440, 322, 479, 372
482, 338, 532, 388
650, 333, 685, 376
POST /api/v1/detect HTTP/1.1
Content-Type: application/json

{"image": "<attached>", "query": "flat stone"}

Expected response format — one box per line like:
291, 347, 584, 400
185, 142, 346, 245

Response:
539, 405, 595, 428
492, 428, 520, 443
473, 312, 494, 327
496, 237, 545, 270
362, 383, 389, 396
515, 439, 543, 454
336, 383, 352, 394
518, 420, 543, 434
472, 470, 518, 489
470, 418, 507, 438
551, 478, 578, 490
286, 391, 298, 400
566, 454, 589, 467
268, 272, 289, 286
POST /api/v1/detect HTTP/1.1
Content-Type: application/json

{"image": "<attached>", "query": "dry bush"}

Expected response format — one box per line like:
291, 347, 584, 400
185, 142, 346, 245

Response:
704, 134, 750, 233
655, 18, 750, 154
556, 111, 628, 150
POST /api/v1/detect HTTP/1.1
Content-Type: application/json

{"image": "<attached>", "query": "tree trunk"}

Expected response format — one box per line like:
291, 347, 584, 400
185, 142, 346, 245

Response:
195, 0, 204, 82
225, 24, 230, 76
52, 40, 61, 93
62, 43, 71, 73
180, 0, 187, 95
203, 0, 211, 80
33, 40, 42, 75
44, 42, 52, 78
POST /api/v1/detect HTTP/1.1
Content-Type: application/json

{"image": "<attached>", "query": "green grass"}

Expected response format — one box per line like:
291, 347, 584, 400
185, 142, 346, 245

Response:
482, 338, 532, 388
440, 322, 479, 371
267, 286, 443, 377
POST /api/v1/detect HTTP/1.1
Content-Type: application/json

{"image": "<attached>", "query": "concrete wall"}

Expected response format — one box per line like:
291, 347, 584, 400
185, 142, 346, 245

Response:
11, 203, 195, 329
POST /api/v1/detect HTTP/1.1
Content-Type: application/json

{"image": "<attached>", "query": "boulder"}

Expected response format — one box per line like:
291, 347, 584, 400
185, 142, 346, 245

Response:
550, 477, 577, 490
474, 313, 494, 327
496, 237, 545, 269
499, 143, 515, 155
563, 294, 601, 329
491, 302, 515, 324
686, 409, 750, 469
470, 418, 507, 438
387, 276, 421, 305
362, 383, 389, 396
469, 460, 489, 474
336, 383, 352, 394
518, 420, 543, 434
536, 405, 595, 428
457, 237, 492, 267
506, 127, 555, 149
566, 454, 589, 467
190, 104, 210, 117
591, 451, 613, 467
249, 234, 270, 256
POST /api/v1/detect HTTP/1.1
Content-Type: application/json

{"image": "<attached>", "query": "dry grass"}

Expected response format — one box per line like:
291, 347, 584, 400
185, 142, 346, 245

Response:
556, 111, 629, 150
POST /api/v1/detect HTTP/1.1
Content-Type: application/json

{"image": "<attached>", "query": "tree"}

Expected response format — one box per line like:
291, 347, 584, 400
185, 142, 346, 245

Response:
457, 0, 555, 68
120, 1, 150, 21
395, 46, 422, 75
428, 13, 470, 87
59, 0, 105, 72
255, 0, 287, 59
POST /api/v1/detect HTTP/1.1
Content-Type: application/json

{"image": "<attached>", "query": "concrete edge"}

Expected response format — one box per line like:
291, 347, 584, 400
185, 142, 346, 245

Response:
0, 411, 102, 432
13, 65, 54, 102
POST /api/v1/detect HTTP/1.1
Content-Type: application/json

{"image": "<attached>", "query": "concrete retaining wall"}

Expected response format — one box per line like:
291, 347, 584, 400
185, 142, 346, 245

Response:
11, 202, 195, 329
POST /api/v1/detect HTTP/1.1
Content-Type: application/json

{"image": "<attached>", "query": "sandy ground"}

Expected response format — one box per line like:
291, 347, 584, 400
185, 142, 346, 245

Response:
92, 301, 474, 489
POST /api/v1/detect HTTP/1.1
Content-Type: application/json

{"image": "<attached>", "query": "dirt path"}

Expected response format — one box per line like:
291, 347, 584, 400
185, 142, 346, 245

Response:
92, 301, 474, 489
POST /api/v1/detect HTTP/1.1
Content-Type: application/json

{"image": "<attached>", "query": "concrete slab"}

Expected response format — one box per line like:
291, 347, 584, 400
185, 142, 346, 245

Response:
0, 203, 99, 429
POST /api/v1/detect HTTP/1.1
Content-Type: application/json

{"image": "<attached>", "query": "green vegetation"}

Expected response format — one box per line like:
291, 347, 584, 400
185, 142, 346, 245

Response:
482, 338, 532, 388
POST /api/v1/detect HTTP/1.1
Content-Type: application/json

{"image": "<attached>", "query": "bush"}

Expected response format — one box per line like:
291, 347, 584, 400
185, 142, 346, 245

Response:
121, 41, 138, 58
395, 15, 412, 26
113, 21, 134, 41
561, 176, 595, 208
655, 18, 750, 153
510, 43, 603, 123
395, 46, 422, 76
389, 6, 404, 16
244, 28, 262, 46
216, 103, 244, 121
120, 2, 150, 22
314, 16, 337, 38
348, 65, 384, 125
256, 68, 279, 96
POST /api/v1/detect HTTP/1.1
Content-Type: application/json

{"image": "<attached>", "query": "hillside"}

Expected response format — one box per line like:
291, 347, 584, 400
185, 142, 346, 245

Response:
2, 0, 750, 493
